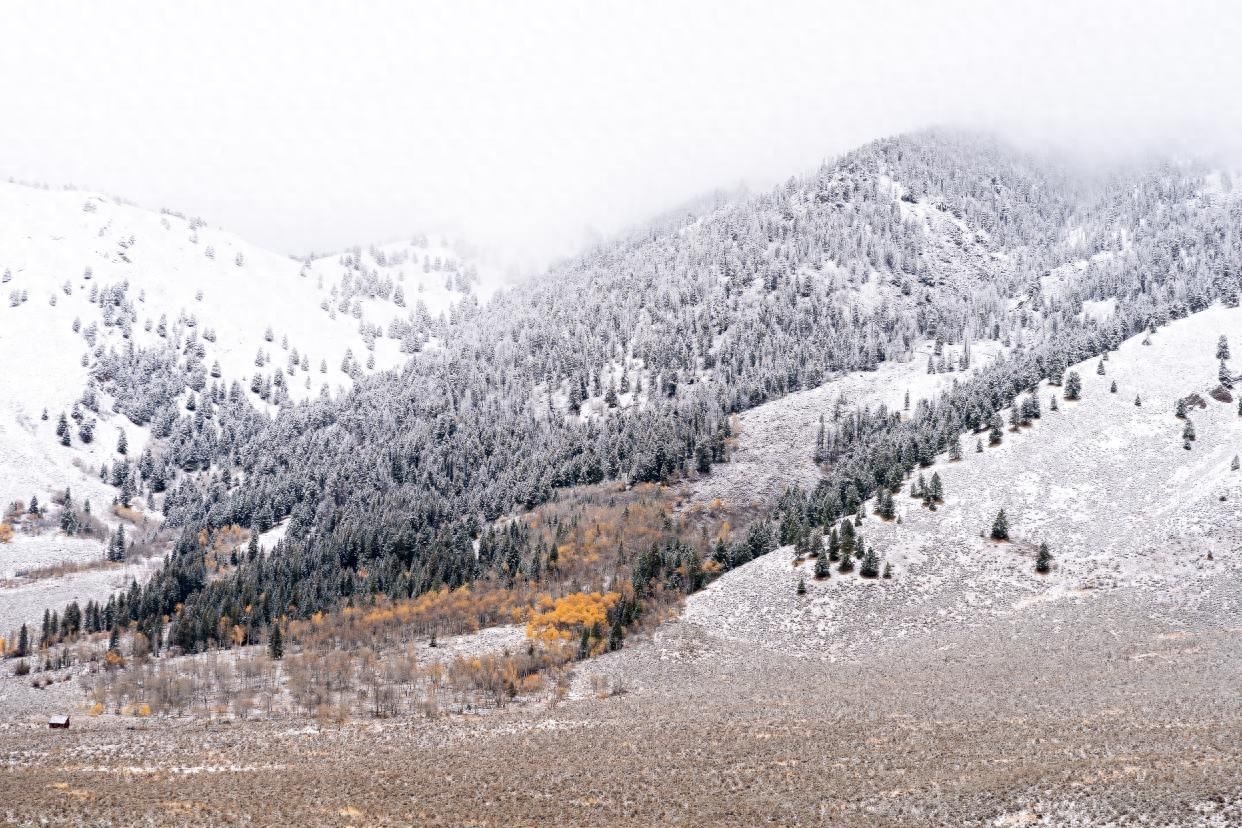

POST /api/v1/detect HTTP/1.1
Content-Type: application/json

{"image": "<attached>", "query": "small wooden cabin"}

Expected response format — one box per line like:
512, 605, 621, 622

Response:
48, 715, 70, 729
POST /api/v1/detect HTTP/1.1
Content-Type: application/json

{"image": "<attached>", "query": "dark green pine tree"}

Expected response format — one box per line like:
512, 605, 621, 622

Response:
859, 548, 881, 579
948, 437, 963, 462
814, 551, 831, 579
1135, 395, 1142, 407
116, 429, 127, 456
837, 548, 855, 574
838, 520, 855, 559
16, 623, 28, 657
827, 527, 840, 562
108, 625, 120, 653
1109, 380, 1117, 393
109, 525, 126, 562
991, 509, 1010, 541
1035, 541, 1052, 574
988, 413, 1004, 446
268, 621, 284, 660
1218, 335, 1230, 361
1096, 359, 1105, 376
796, 576, 807, 596
929, 472, 943, 503
1064, 371, 1082, 400
877, 490, 895, 520
1182, 420, 1196, 442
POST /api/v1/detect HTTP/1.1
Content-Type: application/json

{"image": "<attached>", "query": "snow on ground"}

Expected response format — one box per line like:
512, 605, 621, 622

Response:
0, 180, 509, 629
0, 534, 104, 578
0, 557, 161, 640
689, 338, 1005, 512
683, 304, 1242, 659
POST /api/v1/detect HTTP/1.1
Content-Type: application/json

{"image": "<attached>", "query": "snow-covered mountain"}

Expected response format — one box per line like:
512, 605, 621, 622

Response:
0, 179, 506, 589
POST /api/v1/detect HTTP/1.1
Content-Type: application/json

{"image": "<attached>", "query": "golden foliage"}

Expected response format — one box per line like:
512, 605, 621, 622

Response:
0, 523, 12, 543
526, 591, 619, 642
112, 504, 145, 524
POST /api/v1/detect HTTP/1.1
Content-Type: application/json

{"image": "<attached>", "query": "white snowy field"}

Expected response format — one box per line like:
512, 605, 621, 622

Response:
684, 304, 1242, 658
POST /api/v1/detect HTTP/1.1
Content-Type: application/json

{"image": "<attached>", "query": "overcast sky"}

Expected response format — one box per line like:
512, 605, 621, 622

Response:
3, 1, 1240, 266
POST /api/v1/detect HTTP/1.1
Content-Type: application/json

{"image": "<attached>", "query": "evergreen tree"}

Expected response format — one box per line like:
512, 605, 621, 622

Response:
859, 548, 880, 578
116, 429, 128, 456
838, 520, 855, 559
1035, 541, 1052, 574
1135, 395, 1142, 407
988, 413, 1004, 446
837, 549, 855, 574
796, 576, 807, 596
268, 622, 284, 660
1096, 359, 1105, 376
108, 525, 126, 562
1175, 398, 1188, 418
928, 472, 943, 502
1182, 420, 1196, 441
991, 509, 1009, 541
1064, 371, 1082, 400
814, 551, 831, 579
1110, 380, 1117, 393
16, 623, 28, 658
1218, 335, 1230, 361
948, 437, 962, 461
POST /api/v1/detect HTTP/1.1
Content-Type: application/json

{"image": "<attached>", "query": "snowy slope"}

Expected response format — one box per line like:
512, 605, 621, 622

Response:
0, 180, 505, 587
683, 304, 1242, 659
690, 337, 1006, 513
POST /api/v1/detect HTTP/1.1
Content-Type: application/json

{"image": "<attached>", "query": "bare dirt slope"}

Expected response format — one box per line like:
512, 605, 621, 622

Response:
1, 585, 1239, 827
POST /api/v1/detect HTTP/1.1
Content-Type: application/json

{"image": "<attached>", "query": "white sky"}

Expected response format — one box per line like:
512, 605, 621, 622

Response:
2, 1, 1240, 266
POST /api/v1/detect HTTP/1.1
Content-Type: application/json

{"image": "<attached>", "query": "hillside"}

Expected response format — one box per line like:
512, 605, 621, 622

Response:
1, 130, 1242, 826
681, 303, 1242, 658
0, 180, 504, 626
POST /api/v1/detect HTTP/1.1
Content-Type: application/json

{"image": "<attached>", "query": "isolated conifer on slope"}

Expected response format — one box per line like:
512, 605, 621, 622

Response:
991, 509, 1009, 541
1035, 541, 1052, 574
1064, 371, 1082, 400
